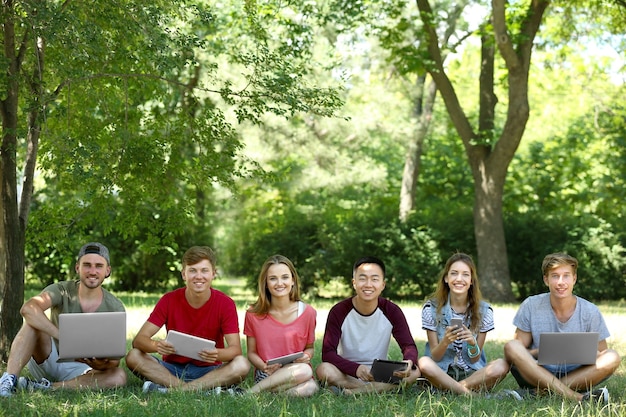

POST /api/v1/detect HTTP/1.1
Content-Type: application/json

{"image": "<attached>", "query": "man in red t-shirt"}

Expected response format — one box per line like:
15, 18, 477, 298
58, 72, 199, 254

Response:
125, 246, 249, 394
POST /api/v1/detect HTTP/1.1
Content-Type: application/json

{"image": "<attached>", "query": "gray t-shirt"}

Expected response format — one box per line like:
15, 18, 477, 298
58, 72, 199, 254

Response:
512, 293, 610, 350
43, 280, 125, 349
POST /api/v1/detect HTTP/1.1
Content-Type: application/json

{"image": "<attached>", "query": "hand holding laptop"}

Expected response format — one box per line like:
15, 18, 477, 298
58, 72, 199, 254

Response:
57, 312, 127, 363
74, 357, 120, 370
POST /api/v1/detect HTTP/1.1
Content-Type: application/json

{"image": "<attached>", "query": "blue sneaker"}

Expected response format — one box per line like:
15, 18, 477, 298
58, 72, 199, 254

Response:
0, 372, 17, 397
328, 385, 346, 395
142, 380, 168, 394
18, 377, 51, 392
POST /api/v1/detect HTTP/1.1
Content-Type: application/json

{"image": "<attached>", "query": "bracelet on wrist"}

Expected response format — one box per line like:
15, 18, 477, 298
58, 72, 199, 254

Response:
467, 343, 480, 358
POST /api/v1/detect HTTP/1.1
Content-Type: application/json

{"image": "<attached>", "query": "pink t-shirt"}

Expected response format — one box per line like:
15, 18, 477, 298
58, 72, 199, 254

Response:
148, 287, 239, 366
244, 303, 316, 364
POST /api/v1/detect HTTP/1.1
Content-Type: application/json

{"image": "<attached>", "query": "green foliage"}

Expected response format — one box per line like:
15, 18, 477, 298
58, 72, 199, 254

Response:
19, 0, 343, 292
505, 92, 626, 301
566, 218, 626, 300
505, 213, 626, 301
18, 0, 626, 304
25, 194, 203, 291
222, 186, 442, 299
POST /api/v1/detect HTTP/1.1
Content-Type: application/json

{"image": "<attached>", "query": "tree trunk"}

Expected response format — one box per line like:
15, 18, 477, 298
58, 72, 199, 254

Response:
0, 85, 25, 364
471, 160, 515, 301
0, 1, 27, 361
399, 75, 437, 222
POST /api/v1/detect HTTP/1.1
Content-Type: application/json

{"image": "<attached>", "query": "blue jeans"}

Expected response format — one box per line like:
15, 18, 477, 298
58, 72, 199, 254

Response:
155, 357, 221, 382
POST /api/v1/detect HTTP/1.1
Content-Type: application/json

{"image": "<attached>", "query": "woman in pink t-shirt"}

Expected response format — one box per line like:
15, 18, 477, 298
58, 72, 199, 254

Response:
244, 255, 318, 396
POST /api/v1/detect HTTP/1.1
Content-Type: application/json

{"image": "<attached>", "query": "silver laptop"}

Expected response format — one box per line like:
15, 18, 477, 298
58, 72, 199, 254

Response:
165, 330, 216, 361
537, 332, 599, 365
57, 312, 127, 362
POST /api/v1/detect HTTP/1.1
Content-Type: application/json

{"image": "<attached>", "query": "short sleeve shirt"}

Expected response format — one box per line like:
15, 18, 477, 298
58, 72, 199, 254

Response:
42, 280, 126, 348
513, 293, 610, 350
147, 287, 239, 366
244, 302, 316, 364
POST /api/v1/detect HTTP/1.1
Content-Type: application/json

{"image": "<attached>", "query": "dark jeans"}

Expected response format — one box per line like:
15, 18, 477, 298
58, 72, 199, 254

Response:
446, 364, 475, 381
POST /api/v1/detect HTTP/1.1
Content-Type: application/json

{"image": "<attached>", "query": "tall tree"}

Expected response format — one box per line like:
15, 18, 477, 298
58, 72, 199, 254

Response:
0, 0, 341, 360
411, 0, 550, 301
398, 2, 468, 222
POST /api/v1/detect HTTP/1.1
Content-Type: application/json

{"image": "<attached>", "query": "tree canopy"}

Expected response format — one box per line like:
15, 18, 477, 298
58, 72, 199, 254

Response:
0, 0, 343, 360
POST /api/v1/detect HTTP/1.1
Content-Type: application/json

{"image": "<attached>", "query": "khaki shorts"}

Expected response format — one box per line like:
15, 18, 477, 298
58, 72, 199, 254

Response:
27, 337, 91, 382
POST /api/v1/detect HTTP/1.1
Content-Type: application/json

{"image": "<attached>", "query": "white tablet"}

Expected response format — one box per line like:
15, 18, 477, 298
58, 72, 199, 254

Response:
266, 352, 304, 366
165, 330, 216, 361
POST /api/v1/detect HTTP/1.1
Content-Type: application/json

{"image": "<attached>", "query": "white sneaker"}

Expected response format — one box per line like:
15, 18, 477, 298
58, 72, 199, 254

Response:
206, 385, 245, 396
17, 377, 51, 392
497, 389, 524, 401
142, 380, 168, 394
581, 386, 609, 404
0, 372, 17, 397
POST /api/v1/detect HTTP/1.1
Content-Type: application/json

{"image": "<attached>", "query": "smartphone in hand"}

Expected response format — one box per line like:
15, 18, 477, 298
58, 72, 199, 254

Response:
450, 318, 463, 329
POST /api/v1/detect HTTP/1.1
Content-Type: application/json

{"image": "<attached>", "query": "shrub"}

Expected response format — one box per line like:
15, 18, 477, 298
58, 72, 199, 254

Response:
506, 212, 626, 301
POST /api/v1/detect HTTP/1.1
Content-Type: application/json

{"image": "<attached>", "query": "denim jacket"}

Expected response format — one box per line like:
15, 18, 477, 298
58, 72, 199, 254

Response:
423, 298, 491, 371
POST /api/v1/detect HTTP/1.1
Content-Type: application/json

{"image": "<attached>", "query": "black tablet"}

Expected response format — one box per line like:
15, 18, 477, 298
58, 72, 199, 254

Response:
370, 359, 408, 384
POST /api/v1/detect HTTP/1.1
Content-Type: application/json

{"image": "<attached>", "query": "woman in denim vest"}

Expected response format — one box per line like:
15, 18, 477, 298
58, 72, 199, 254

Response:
417, 253, 510, 395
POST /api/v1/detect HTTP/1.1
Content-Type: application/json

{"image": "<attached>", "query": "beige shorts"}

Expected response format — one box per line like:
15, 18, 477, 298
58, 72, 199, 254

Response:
27, 337, 91, 382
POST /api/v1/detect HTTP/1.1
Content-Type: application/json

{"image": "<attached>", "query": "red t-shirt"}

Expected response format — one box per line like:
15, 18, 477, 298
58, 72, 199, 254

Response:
148, 287, 239, 366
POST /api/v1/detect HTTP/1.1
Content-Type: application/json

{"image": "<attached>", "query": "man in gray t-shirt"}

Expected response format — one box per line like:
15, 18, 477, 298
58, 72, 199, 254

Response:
0, 243, 126, 397
504, 253, 620, 403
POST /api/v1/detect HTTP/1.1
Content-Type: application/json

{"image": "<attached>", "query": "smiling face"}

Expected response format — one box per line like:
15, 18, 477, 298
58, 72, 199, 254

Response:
75, 253, 110, 289
265, 263, 294, 299
445, 260, 472, 295
544, 264, 577, 299
352, 262, 385, 302
181, 259, 215, 295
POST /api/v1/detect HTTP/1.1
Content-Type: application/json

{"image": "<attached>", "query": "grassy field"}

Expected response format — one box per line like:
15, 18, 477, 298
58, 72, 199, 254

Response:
2, 280, 625, 416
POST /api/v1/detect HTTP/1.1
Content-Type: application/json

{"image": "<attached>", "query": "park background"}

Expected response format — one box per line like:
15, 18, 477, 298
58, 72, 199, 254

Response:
0, 1, 625, 413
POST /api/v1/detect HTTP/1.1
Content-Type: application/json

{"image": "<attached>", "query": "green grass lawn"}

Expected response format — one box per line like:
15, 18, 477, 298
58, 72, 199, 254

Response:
3, 281, 626, 416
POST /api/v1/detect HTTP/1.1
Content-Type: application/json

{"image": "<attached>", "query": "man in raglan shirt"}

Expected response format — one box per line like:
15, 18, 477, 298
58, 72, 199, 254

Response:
316, 256, 421, 394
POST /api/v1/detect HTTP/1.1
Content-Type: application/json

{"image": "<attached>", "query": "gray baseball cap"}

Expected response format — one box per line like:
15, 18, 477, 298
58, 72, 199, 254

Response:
77, 242, 111, 265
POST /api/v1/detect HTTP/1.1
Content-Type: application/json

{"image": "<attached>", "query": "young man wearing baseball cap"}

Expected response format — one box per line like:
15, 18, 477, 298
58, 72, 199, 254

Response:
0, 242, 126, 397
